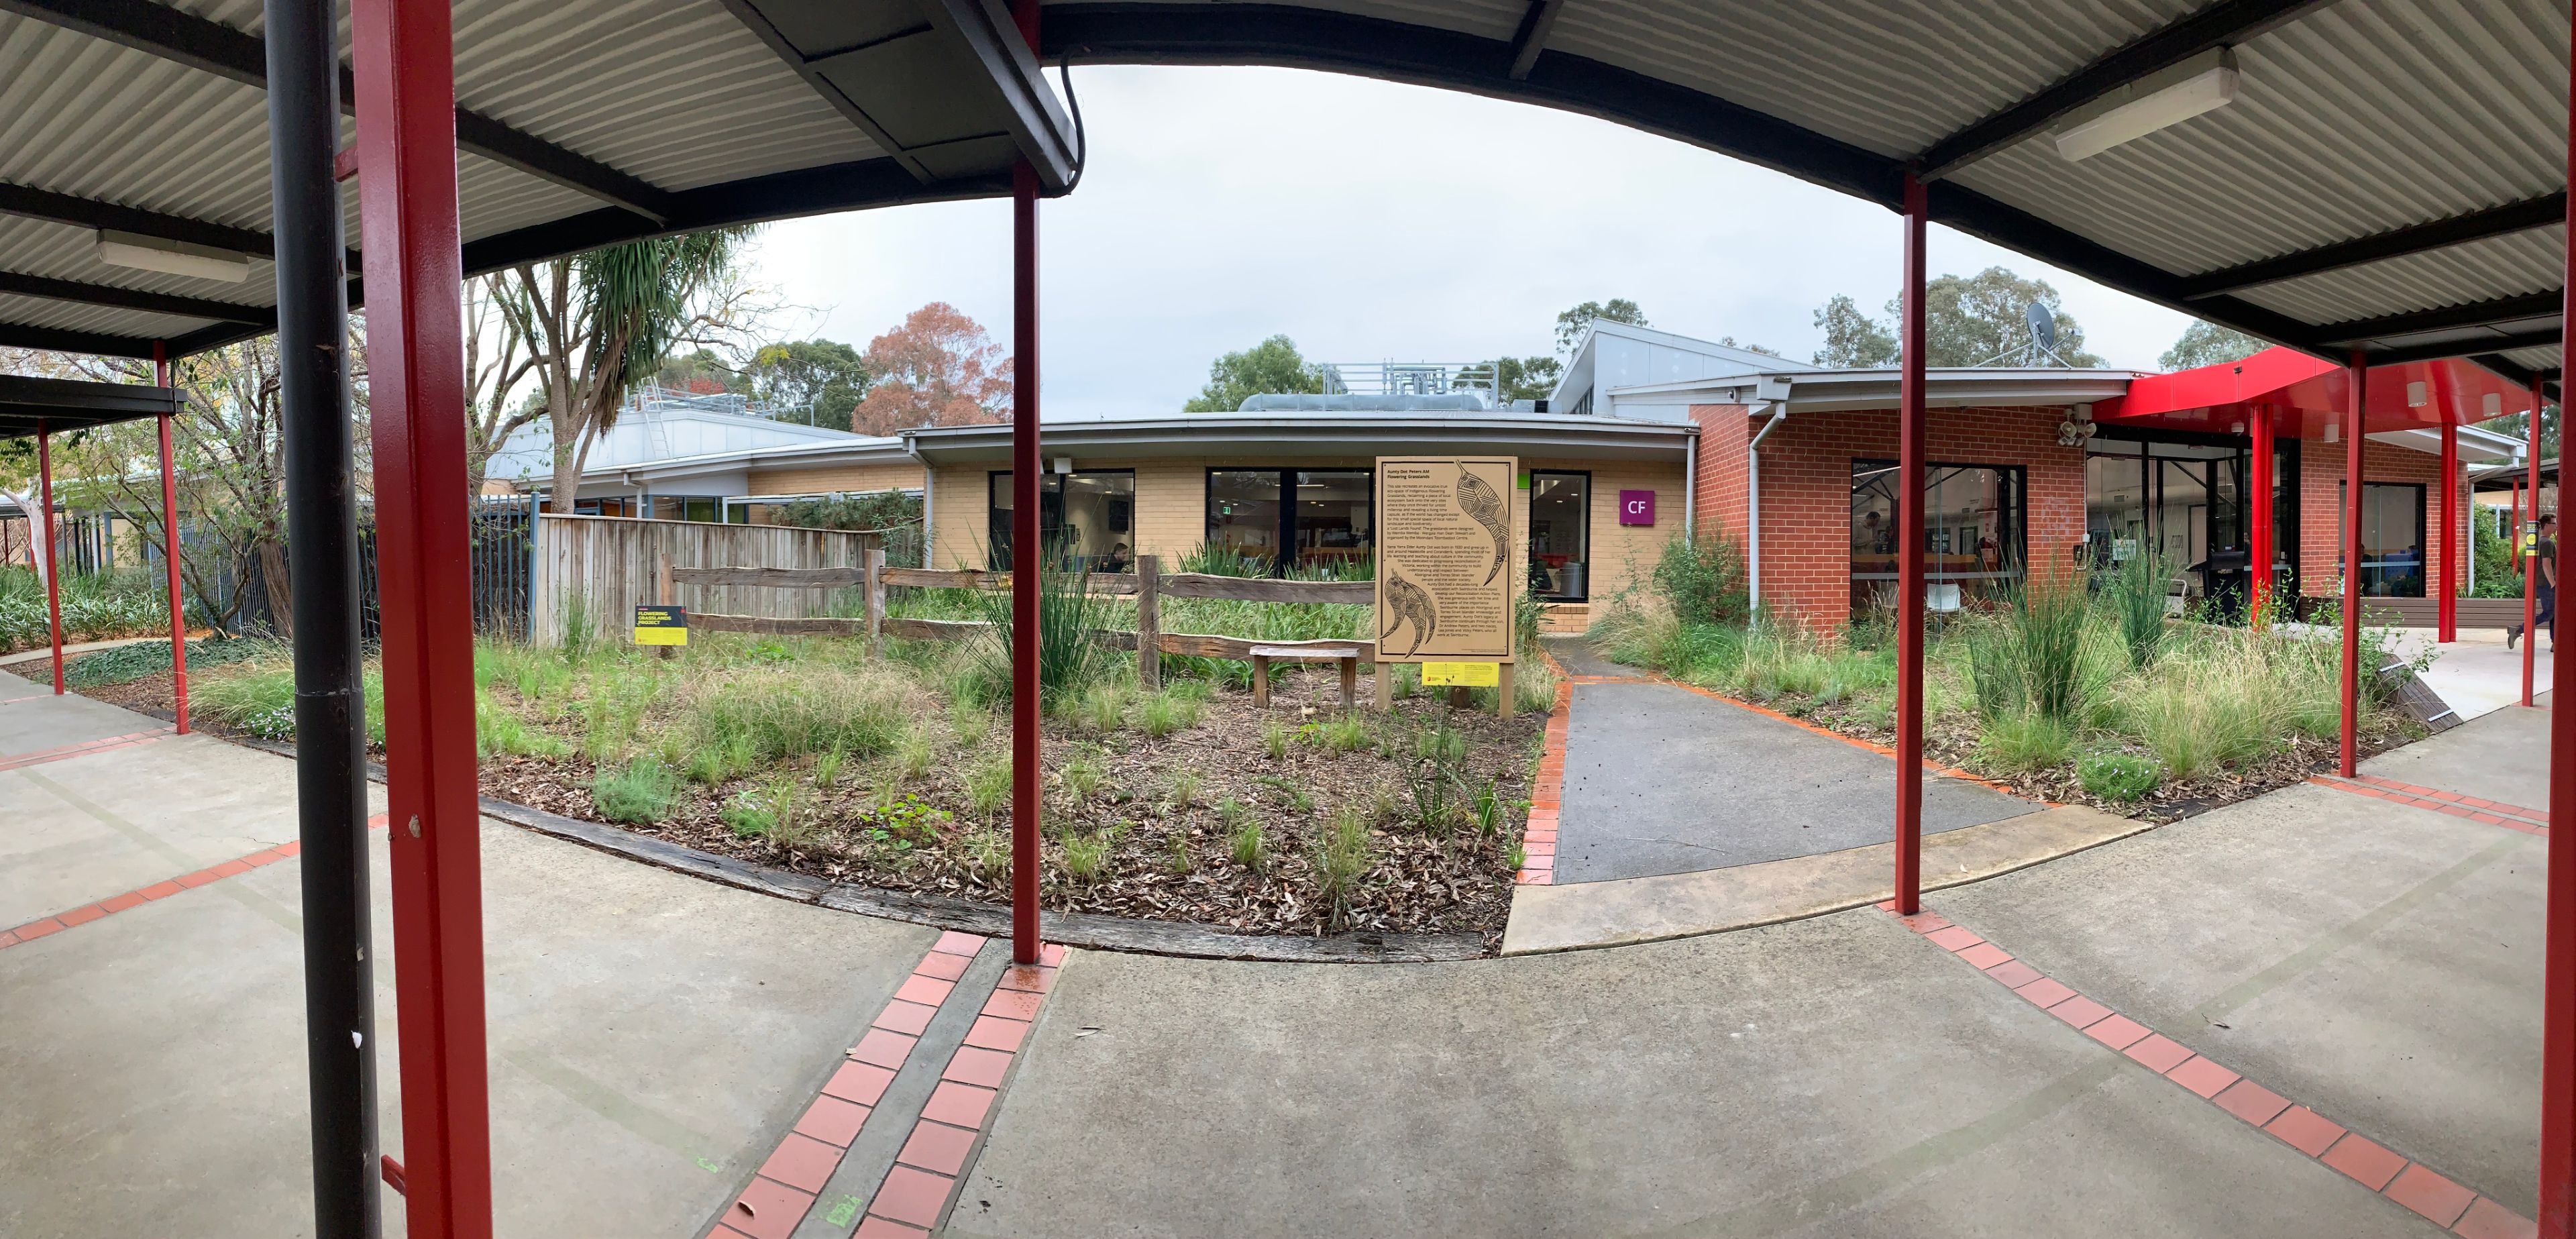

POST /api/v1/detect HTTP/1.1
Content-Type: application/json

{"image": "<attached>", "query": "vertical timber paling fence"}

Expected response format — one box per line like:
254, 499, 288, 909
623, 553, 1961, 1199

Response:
665, 552, 1500, 716
532, 512, 877, 645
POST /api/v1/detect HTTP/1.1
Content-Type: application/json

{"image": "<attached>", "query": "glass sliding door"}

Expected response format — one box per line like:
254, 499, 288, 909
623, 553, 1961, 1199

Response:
1529, 471, 1591, 601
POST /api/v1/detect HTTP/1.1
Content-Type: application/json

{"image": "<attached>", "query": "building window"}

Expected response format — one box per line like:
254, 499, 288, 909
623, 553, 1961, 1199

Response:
1529, 470, 1591, 602
1206, 470, 1283, 566
988, 470, 1136, 572
1203, 469, 1372, 575
2337, 481, 2426, 597
1851, 460, 2025, 614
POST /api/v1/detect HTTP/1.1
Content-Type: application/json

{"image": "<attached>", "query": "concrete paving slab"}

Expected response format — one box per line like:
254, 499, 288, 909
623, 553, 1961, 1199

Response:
1933, 783, 2540, 1215
953, 909, 2445, 1239
2395, 629, 2553, 723
0, 735, 338, 925
0, 794, 935, 1237
1558, 680, 2032, 882
0, 683, 158, 755
1503, 804, 2149, 954
2363, 695, 2551, 811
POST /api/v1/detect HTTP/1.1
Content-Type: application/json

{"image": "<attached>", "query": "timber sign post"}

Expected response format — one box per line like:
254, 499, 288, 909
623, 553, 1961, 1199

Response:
1374, 455, 1518, 716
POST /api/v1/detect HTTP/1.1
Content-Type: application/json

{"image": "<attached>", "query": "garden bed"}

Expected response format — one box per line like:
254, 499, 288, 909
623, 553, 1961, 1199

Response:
1591, 603, 2422, 826
78, 628, 1550, 950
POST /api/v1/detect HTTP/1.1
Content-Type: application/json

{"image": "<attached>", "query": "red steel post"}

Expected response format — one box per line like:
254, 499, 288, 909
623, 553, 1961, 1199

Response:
1892, 169, 1927, 914
1008, 0, 1043, 965
2338, 353, 2364, 778
2440, 421, 2459, 642
2250, 406, 2275, 626
2530, 380, 2544, 710
156, 344, 189, 733
2541, 40, 2576, 1226
351, 0, 494, 1230
36, 421, 62, 694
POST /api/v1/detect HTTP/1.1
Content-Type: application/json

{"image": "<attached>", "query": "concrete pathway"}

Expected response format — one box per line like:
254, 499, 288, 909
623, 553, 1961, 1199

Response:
5, 653, 2555, 1236
1546, 640, 2033, 883
2397, 629, 2554, 723
0, 670, 934, 1238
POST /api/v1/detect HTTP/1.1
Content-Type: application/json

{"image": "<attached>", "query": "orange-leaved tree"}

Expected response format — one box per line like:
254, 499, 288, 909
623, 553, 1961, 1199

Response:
847, 303, 1012, 435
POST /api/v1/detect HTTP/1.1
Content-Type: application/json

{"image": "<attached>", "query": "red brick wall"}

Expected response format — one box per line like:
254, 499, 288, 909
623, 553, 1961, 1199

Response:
2294, 435, 2462, 601
1690, 404, 2088, 633
1693, 403, 1750, 544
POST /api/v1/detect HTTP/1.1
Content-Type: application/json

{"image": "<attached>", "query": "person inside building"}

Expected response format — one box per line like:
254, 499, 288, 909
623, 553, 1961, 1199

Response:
2510, 513, 2557, 651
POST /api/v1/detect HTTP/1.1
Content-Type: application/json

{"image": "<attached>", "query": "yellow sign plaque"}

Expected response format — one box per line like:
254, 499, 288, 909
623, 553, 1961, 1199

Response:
1419, 661, 1500, 687
632, 605, 689, 647
1373, 455, 1518, 664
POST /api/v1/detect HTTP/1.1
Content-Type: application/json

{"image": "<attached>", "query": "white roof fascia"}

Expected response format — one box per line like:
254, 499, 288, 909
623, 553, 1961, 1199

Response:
2369, 425, 2522, 465
904, 413, 1696, 464
1662, 368, 2141, 413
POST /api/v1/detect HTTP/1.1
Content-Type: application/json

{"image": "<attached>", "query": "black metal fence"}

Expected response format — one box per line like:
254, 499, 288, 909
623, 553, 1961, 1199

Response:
350, 496, 538, 643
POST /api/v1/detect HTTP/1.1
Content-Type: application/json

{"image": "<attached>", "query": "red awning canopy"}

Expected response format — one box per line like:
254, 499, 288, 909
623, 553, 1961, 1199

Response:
2096, 347, 2538, 439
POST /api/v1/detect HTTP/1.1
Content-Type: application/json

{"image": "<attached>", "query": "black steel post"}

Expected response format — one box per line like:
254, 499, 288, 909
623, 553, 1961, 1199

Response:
262, 0, 380, 1232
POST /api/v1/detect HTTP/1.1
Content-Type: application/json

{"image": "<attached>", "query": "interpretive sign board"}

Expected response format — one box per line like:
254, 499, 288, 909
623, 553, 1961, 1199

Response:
1373, 456, 1517, 663
632, 605, 688, 647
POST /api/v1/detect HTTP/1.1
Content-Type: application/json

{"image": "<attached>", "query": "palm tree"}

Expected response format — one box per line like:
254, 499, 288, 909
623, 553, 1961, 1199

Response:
500, 227, 758, 513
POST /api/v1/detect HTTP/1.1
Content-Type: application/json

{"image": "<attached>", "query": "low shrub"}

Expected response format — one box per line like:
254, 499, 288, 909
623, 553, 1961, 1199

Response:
2077, 751, 2163, 802
1651, 531, 1751, 625
65, 636, 272, 688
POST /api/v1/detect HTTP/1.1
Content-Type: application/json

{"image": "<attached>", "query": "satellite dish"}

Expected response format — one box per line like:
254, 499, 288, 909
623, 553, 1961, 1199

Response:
2025, 301, 2058, 354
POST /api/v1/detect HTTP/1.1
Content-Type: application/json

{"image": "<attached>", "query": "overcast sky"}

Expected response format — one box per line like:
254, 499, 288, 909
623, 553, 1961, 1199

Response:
742, 65, 2204, 422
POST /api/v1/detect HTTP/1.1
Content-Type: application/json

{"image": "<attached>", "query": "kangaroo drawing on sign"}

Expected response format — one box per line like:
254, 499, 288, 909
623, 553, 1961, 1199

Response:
1455, 469, 1509, 584
1380, 567, 1438, 657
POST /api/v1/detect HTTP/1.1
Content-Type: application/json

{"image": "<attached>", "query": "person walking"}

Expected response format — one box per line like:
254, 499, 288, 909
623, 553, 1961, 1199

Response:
2510, 512, 2557, 651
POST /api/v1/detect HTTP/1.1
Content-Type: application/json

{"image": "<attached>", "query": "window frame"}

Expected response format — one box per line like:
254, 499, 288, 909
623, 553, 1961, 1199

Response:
986, 468, 1137, 571
1527, 468, 1593, 603
1849, 457, 2029, 586
1201, 467, 1374, 576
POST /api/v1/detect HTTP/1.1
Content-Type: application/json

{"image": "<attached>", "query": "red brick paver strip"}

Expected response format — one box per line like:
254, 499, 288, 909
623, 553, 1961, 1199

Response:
1891, 904, 2533, 1235
1516, 667, 1574, 885
0, 728, 171, 773
1, 816, 386, 953
2309, 775, 2549, 837
708, 937, 1068, 1239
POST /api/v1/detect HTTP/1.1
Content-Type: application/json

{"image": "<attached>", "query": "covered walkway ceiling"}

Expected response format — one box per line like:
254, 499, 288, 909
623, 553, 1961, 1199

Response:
0, 0, 1077, 360
0, 0, 2565, 387
1041, 0, 2570, 387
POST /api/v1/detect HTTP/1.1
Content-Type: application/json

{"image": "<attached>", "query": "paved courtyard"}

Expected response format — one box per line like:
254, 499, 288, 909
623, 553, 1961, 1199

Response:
0, 657, 2555, 1237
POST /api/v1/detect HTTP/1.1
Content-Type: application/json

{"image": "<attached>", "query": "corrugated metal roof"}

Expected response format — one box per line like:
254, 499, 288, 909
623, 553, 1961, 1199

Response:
0, 0, 1064, 355
2239, 229, 2563, 327
3, 0, 2569, 380
1548, 0, 2202, 158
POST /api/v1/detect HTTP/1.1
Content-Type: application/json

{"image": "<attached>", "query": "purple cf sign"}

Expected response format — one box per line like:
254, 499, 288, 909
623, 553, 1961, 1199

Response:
1619, 489, 1656, 526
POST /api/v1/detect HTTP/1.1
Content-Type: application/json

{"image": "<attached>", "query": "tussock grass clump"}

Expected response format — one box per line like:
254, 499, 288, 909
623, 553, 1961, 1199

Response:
676, 662, 914, 783
590, 759, 681, 824
1314, 806, 1374, 928
1060, 832, 1109, 882
966, 751, 1012, 818
1976, 710, 2073, 773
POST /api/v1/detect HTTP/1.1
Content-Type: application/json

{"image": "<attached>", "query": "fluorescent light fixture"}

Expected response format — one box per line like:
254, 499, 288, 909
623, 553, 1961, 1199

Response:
2052, 48, 2239, 162
96, 229, 252, 282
